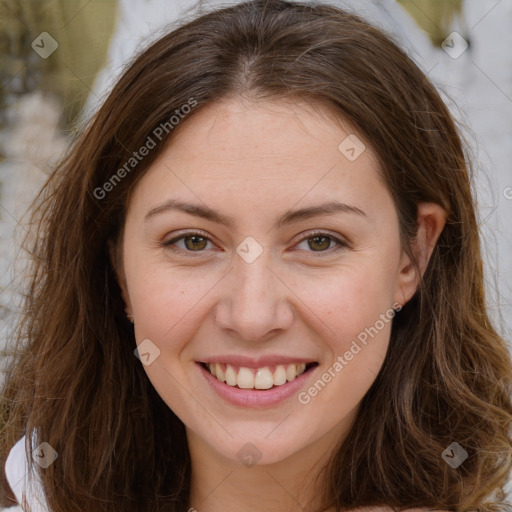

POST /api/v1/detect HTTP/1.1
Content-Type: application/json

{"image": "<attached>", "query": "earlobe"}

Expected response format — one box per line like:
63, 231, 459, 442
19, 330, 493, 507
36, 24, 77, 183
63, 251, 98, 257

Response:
107, 239, 132, 316
395, 202, 448, 306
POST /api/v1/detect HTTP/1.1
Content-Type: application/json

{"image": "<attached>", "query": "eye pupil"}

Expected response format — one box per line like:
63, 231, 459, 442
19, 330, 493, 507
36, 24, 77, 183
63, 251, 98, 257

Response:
309, 235, 330, 251
168, 232, 343, 255
185, 235, 207, 251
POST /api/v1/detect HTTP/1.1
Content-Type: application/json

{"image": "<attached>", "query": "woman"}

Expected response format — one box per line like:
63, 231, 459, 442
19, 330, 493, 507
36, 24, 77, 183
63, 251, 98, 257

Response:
2, 1, 511, 511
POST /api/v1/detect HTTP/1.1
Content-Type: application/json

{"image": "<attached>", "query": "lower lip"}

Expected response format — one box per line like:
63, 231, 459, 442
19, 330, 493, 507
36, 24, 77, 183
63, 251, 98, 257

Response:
197, 363, 318, 408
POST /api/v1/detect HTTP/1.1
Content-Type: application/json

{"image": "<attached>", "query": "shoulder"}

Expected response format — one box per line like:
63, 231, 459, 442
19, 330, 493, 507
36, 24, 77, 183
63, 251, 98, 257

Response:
4, 433, 50, 511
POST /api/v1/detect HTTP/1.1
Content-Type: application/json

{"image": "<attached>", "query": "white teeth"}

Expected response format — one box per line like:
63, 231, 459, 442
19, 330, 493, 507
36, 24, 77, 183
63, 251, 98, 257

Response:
254, 368, 274, 389
215, 362, 225, 382
286, 364, 297, 381
273, 365, 287, 385
205, 362, 310, 389
237, 367, 254, 389
225, 364, 237, 386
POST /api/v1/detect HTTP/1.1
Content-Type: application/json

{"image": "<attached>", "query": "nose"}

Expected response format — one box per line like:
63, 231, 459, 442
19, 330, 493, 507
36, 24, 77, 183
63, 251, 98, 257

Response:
214, 248, 294, 342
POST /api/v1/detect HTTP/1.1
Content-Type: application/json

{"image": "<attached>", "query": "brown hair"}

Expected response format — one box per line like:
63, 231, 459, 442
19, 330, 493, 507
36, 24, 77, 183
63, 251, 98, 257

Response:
1, 1, 511, 511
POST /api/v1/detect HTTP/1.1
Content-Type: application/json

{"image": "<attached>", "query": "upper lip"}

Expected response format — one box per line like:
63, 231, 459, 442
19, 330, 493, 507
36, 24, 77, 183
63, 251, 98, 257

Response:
197, 355, 317, 368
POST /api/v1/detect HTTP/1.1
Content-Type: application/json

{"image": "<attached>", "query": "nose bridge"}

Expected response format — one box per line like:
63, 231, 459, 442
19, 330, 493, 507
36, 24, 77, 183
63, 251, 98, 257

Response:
236, 249, 273, 305
216, 243, 292, 340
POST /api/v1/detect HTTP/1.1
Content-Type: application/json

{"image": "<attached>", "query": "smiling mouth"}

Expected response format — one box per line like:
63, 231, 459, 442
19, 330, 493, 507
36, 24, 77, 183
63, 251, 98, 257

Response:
200, 362, 318, 390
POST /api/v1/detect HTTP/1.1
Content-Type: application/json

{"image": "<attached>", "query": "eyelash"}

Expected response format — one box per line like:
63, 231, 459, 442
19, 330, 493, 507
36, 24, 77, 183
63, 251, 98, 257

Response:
161, 230, 349, 257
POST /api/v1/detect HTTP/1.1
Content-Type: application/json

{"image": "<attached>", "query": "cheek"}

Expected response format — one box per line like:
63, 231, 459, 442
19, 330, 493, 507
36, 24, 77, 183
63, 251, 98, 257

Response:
125, 252, 226, 362
296, 266, 397, 406
125, 261, 209, 417
130, 268, 199, 340
296, 260, 397, 336
300, 274, 395, 414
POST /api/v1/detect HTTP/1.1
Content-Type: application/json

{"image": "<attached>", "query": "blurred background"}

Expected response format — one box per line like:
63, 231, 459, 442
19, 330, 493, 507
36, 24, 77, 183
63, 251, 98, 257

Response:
1, 0, 511, 509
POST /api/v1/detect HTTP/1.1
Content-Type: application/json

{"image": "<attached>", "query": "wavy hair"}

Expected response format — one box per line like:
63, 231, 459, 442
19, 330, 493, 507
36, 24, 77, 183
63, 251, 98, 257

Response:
1, 1, 511, 511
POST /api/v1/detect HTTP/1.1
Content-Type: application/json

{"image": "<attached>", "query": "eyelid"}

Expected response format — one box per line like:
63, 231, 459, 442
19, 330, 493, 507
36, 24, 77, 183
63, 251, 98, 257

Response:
162, 229, 350, 255
162, 229, 217, 256
299, 229, 350, 245
293, 229, 350, 255
164, 228, 212, 242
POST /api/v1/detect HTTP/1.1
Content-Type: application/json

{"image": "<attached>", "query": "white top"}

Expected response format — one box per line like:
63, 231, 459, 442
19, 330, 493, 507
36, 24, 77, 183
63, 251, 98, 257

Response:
4, 433, 49, 511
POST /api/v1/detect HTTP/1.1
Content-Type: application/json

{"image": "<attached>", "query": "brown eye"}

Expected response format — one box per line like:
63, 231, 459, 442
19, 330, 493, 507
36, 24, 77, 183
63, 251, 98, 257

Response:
295, 232, 347, 254
307, 235, 332, 251
163, 232, 214, 254
183, 235, 208, 251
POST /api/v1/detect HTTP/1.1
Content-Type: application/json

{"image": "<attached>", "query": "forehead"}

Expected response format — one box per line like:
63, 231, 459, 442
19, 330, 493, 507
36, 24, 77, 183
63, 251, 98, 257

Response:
127, 96, 392, 224
166, 96, 374, 169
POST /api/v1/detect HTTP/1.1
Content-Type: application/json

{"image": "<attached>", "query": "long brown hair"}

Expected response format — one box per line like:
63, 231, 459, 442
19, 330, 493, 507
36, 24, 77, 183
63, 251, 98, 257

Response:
1, 1, 511, 511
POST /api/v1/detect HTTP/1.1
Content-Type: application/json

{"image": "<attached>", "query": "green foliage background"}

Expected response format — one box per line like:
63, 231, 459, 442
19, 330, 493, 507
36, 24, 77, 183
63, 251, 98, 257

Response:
397, 0, 465, 46
0, 0, 117, 132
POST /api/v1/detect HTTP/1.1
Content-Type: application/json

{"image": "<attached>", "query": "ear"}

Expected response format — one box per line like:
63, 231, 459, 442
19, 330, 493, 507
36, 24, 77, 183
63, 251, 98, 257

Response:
394, 202, 448, 306
108, 239, 132, 315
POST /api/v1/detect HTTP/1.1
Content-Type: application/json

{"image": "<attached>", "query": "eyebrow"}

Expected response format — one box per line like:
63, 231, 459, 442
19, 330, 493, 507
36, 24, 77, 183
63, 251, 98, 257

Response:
144, 199, 367, 228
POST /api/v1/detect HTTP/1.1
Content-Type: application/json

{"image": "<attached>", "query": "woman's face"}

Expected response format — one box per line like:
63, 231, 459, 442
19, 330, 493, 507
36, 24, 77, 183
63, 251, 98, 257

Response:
117, 97, 413, 467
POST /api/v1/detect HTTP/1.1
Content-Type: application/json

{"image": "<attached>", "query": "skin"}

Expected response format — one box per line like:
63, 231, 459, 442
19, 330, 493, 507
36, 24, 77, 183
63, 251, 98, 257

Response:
113, 96, 447, 512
